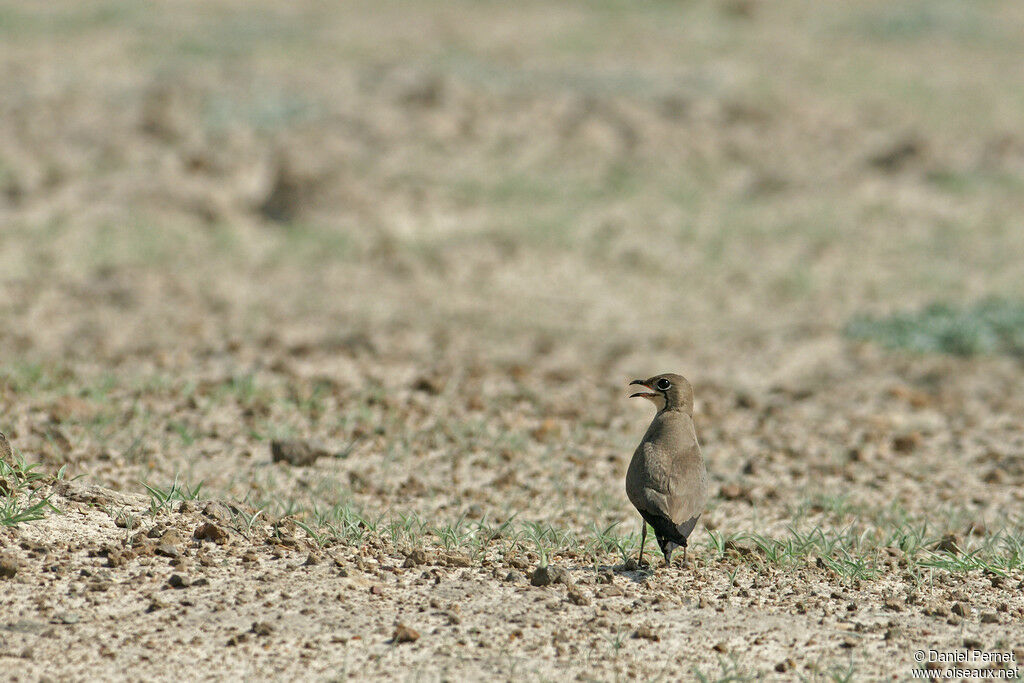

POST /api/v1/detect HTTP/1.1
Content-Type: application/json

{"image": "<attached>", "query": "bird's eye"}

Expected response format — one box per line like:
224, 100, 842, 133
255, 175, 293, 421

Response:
656, 378, 671, 391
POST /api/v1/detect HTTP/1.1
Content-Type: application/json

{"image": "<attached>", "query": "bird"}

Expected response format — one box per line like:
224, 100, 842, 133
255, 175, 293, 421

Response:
626, 373, 708, 567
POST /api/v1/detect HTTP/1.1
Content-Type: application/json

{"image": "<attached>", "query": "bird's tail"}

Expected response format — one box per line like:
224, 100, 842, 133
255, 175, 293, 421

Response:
639, 510, 700, 562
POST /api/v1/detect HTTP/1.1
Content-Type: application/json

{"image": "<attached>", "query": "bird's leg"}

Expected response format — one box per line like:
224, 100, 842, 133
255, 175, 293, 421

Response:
638, 521, 647, 567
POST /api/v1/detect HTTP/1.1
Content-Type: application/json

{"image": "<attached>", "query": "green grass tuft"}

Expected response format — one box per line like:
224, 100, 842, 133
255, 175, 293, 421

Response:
845, 298, 1024, 357
1, 452, 63, 526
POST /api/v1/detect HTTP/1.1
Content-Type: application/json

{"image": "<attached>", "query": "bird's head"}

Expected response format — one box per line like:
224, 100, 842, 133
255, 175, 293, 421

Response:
629, 373, 693, 414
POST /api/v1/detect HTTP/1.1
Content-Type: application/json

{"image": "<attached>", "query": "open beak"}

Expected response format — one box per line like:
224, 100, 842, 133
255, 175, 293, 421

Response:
629, 379, 655, 399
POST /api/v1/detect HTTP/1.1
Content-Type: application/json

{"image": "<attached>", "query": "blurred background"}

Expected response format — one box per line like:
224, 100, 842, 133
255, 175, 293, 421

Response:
1, 0, 1023, 527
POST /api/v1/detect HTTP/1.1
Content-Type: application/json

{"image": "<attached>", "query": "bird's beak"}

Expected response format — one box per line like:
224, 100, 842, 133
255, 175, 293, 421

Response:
629, 379, 655, 399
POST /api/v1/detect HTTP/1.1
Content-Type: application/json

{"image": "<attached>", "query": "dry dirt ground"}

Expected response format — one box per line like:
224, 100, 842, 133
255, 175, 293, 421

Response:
2, 1, 1024, 680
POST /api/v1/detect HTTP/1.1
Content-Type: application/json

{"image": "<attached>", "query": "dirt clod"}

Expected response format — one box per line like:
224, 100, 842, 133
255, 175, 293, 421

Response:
404, 549, 428, 567
252, 622, 273, 636
0, 554, 21, 578
892, 433, 922, 454
933, 535, 961, 554
194, 522, 229, 544
270, 439, 330, 467
567, 587, 591, 606
0, 432, 12, 462
531, 565, 572, 588
633, 625, 659, 641
167, 574, 191, 589
392, 623, 420, 644
202, 502, 233, 524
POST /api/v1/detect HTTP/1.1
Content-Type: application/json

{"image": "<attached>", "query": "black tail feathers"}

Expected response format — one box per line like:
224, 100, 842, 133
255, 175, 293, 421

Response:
638, 509, 700, 562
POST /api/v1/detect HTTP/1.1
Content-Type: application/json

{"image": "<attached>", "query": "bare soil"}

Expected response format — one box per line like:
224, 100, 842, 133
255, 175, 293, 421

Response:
2, 1, 1024, 680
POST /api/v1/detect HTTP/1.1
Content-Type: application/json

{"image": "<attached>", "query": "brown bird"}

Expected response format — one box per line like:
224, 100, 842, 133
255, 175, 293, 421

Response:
626, 373, 708, 567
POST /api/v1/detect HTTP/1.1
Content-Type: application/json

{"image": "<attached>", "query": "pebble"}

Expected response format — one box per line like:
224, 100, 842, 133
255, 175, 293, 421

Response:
0, 554, 21, 579
251, 622, 273, 636
270, 439, 330, 467
203, 502, 233, 524
404, 549, 428, 567
632, 625, 659, 642
194, 522, 229, 544
567, 587, 591, 606
168, 574, 191, 589
530, 565, 572, 588
392, 623, 420, 644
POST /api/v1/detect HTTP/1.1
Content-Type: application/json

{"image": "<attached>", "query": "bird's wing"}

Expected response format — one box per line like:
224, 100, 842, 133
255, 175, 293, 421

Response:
669, 437, 707, 524
643, 421, 706, 525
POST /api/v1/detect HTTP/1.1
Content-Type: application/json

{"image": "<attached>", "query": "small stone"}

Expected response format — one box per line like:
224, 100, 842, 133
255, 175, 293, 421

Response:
168, 574, 191, 589
226, 633, 248, 647
411, 375, 444, 395
156, 544, 181, 559
0, 432, 12, 462
713, 642, 728, 653
965, 521, 987, 537
146, 599, 166, 613
203, 502, 232, 524
370, 585, 383, 596
964, 637, 983, 649
632, 625, 659, 641
113, 511, 140, 529
106, 549, 130, 568
950, 602, 968, 617
719, 484, 747, 501
504, 570, 524, 583
404, 549, 428, 567
159, 529, 184, 545
0, 554, 20, 579
270, 439, 330, 467
933, 534, 961, 554
892, 433, 921, 453
392, 623, 420, 644
980, 612, 999, 624
531, 565, 572, 588
194, 523, 229, 544
251, 621, 273, 637
883, 597, 904, 612
507, 556, 530, 571
567, 587, 591, 606
444, 552, 471, 568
